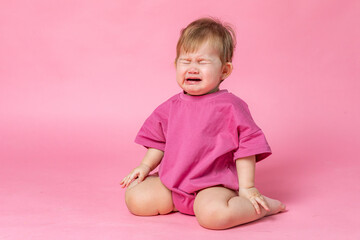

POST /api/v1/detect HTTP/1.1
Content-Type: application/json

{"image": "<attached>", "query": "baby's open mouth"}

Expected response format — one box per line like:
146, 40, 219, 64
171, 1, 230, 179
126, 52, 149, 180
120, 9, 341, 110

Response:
186, 78, 201, 81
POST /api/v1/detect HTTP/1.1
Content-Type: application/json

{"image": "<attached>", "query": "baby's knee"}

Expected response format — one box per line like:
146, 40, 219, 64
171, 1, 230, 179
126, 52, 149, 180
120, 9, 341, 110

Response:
125, 183, 174, 216
194, 203, 232, 230
125, 187, 148, 215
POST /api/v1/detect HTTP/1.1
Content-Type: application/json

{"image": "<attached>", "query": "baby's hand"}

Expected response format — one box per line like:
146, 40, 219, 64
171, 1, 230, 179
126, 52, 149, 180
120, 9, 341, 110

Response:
120, 163, 151, 188
238, 187, 270, 214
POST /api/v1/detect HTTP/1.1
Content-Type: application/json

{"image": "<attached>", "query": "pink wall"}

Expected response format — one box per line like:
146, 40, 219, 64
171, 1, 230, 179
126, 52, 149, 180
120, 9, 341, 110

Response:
1, 0, 359, 239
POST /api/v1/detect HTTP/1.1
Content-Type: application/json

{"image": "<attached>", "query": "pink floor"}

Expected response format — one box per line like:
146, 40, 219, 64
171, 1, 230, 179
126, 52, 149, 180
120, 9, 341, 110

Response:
1, 121, 359, 239
1, 0, 360, 239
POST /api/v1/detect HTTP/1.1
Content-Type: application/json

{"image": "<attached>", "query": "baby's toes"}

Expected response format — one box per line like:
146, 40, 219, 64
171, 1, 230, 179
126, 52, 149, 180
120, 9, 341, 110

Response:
263, 196, 285, 216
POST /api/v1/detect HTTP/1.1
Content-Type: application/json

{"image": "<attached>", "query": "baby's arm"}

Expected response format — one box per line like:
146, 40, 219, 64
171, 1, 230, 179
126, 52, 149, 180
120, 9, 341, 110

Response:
120, 148, 164, 188
236, 155, 270, 214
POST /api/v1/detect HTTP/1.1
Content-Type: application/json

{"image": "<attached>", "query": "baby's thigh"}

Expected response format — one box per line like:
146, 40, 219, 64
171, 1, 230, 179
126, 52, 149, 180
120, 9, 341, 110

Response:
125, 175, 175, 216
194, 186, 237, 210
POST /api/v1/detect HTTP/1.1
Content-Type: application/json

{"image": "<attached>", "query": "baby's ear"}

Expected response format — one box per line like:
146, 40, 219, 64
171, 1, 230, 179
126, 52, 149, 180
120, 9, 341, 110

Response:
221, 62, 233, 80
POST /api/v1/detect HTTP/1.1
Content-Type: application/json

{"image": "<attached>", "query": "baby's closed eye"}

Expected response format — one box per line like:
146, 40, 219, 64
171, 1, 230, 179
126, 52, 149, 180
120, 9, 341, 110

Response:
179, 59, 191, 64
198, 60, 211, 64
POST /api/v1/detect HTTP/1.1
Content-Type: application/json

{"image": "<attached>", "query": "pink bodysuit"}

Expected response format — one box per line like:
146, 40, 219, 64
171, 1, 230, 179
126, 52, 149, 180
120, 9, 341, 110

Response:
135, 89, 271, 215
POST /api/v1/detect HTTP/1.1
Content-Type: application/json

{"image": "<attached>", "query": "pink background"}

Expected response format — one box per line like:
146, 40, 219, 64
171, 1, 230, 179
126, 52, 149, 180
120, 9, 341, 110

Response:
1, 0, 359, 239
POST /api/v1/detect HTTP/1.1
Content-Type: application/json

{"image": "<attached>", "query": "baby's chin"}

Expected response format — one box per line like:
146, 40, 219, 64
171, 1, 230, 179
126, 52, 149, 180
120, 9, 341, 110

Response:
182, 88, 206, 96
183, 87, 220, 96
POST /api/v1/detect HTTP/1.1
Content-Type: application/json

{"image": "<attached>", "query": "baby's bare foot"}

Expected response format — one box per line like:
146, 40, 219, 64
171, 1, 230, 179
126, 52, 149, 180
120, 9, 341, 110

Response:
263, 196, 286, 216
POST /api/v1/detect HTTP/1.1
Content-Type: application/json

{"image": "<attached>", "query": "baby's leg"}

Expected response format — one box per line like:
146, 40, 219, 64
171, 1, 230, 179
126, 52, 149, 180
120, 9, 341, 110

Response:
194, 186, 285, 230
125, 175, 177, 216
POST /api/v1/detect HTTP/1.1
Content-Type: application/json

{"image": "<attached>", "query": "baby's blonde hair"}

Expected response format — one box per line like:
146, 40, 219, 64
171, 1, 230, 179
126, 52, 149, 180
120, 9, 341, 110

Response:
175, 17, 236, 65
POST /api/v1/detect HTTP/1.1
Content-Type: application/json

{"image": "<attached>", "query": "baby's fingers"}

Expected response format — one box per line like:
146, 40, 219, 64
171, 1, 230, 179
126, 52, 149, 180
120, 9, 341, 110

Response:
120, 175, 131, 188
126, 171, 139, 187
120, 178, 125, 186
250, 198, 261, 214
256, 196, 270, 212
120, 172, 135, 188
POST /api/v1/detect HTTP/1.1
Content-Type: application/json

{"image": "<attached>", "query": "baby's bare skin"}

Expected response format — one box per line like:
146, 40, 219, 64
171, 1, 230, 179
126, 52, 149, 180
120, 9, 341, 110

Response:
124, 175, 285, 229
121, 149, 286, 229
125, 175, 177, 215
194, 186, 285, 229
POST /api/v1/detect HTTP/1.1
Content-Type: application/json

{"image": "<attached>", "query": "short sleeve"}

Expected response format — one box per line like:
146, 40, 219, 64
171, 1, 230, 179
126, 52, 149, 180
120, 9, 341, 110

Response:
233, 129, 272, 162
231, 97, 272, 162
134, 104, 168, 151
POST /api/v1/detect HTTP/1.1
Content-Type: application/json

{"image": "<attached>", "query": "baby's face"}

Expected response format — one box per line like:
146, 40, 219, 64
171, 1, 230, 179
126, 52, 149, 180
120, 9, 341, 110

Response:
176, 41, 232, 96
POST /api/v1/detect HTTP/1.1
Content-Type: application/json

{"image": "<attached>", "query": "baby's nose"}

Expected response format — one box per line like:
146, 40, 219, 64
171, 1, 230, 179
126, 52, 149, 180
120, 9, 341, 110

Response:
187, 67, 199, 74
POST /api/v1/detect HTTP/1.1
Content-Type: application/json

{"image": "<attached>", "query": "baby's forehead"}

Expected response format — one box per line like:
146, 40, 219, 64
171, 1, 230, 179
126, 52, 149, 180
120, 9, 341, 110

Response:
179, 41, 221, 58
179, 50, 208, 57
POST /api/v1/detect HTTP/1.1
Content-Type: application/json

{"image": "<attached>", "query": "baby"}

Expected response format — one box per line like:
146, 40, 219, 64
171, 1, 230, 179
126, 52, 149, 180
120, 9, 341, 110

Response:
120, 17, 286, 230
